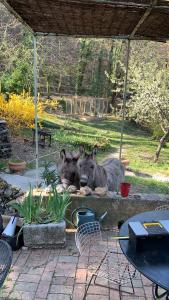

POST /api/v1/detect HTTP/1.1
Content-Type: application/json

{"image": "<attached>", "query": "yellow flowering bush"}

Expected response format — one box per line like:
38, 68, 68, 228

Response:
42, 98, 59, 113
0, 93, 43, 135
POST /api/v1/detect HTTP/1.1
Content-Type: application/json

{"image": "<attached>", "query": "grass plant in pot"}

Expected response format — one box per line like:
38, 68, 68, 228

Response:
12, 186, 71, 248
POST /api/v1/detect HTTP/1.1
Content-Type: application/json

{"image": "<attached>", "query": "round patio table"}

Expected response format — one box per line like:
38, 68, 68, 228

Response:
119, 210, 169, 299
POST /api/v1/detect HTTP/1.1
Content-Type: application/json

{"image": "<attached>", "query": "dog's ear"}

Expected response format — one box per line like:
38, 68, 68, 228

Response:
60, 149, 66, 161
92, 145, 98, 158
79, 145, 85, 158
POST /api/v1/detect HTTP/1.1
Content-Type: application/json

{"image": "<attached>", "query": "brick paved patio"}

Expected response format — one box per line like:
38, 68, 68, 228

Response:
0, 230, 155, 300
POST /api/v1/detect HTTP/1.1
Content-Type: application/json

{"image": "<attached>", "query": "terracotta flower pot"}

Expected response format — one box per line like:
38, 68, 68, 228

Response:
8, 160, 26, 172
121, 159, 130, 167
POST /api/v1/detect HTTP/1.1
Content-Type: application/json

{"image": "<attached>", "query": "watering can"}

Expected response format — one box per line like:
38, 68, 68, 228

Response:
2, 216, 18, 237
71, 207, 107, 228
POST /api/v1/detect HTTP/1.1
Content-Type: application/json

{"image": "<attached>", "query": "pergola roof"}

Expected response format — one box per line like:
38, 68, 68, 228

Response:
2, 0, 169, 41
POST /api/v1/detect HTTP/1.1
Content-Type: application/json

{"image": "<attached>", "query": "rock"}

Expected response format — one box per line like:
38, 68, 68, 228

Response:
80, 186, 93, 196
94, 187, 107, 196
0, 177, 23, 204
56, 184, 66, 193
106, 191, 118, 198
67, 185, 77, 193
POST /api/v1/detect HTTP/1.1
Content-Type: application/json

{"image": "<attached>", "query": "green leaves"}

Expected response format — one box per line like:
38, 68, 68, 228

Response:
40, 161, 60, 187
11, 186, 71, 224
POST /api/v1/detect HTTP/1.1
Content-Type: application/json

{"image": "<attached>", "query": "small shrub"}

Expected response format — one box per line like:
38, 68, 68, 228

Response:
41, 161, 60, 186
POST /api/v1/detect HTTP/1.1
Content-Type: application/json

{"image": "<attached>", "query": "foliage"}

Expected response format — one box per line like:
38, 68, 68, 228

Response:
105, 40, 124, 98
11, 187, 41, 224
40, 161, 60, 186
42, 98, 59, 113
12, 186, 71, 224
125, 175, 169, 194
0, 92, 42, 135
128, 62, 169, 132
75, 39, 93, 95
46, 187, 71, 223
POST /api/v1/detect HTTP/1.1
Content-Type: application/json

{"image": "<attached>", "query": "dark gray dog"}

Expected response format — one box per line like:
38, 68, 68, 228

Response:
77, 145, 125, 191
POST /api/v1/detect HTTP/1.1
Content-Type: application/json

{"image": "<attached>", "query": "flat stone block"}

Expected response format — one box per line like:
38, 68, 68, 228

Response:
23, 220, 66, 248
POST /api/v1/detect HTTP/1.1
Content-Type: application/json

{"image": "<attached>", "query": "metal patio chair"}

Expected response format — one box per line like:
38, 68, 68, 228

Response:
75, 221, 137, 300
155, 204, 169, 211
0, 240, 13, 288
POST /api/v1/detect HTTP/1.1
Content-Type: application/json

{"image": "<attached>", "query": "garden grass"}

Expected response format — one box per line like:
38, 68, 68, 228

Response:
19, 113, 169, 193
125, 175, 169, 194
41, 113, 169, 177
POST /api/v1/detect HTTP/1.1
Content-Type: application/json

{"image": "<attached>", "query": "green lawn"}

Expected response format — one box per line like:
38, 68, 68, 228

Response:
41, 113, 169, 175
19, 113, 169, 194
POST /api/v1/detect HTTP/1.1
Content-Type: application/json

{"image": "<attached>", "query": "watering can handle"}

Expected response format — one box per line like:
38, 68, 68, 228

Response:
71, 207, 94, 228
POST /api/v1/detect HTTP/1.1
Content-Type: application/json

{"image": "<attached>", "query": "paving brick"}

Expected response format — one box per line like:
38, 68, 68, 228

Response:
54, 268, 76, 277
7, 271, 20, 281
48, 294, 71, 300
141, 275, 152, 286
41, 271, 53, 282
18, 273, 41, 283
9, 291, 35, 300
50, 284, 73, 294
2, 279, 15, 294
27, 267, 45, 275
52, 276, 74, 285
58, 256, 78, 264
88, 285, 109, 295
133, 287, 146, 297
35, 281, 51, 299
57, 262, 77, 270
110, 289, 121, 300
14, 282, 38, 292
86, 295, 109, 300
16, 252, 30, 268
72, 284, 86, 300
75, 268, 87, 284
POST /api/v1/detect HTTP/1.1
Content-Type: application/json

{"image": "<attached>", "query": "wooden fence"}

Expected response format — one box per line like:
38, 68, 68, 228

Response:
61, 96, 110, 115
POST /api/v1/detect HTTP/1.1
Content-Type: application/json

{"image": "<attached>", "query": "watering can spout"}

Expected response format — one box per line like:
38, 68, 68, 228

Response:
99, 211, 107, 223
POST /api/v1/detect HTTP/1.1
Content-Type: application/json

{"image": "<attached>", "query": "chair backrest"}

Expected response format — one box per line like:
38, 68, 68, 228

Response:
155, 204, 169, 211
0, 240, 13, 287
75, 221, 102, 255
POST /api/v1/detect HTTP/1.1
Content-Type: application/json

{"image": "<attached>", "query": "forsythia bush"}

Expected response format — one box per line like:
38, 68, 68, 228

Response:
42, 98, 59, 113
0, 93, 43, 135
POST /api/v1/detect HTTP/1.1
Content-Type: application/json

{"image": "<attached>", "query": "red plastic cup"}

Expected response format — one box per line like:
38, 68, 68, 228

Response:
120, 182, 131, 197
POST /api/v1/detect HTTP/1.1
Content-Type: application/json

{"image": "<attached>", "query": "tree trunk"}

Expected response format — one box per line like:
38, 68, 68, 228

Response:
154, 129, 169, 162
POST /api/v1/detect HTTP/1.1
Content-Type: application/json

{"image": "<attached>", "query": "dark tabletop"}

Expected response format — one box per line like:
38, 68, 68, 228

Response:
119, 210, 169, 291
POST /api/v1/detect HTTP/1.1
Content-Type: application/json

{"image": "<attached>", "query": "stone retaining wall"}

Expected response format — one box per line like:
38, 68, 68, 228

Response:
0, 120, 12, 158
67, 193, 169, 228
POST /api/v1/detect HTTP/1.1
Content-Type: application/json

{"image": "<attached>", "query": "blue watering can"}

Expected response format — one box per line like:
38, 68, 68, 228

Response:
71, 207, 107, 228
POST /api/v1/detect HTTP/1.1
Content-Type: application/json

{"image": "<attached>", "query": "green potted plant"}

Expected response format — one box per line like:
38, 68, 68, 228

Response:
12, 186, 71, 248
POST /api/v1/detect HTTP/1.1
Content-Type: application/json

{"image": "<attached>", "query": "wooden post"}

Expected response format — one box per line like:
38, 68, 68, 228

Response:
119, 39, 130, 160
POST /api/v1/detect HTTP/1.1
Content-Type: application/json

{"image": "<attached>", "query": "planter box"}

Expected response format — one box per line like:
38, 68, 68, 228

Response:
23, 220, 66, 248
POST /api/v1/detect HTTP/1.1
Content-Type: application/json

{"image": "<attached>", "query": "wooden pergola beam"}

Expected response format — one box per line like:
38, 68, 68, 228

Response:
130, 0, 158, 39
1, 0, 34, 33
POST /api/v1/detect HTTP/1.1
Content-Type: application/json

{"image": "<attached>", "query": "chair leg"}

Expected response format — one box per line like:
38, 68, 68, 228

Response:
152, 283, 169, 299
83, 274, 95, 300
93, 259, 135, 297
